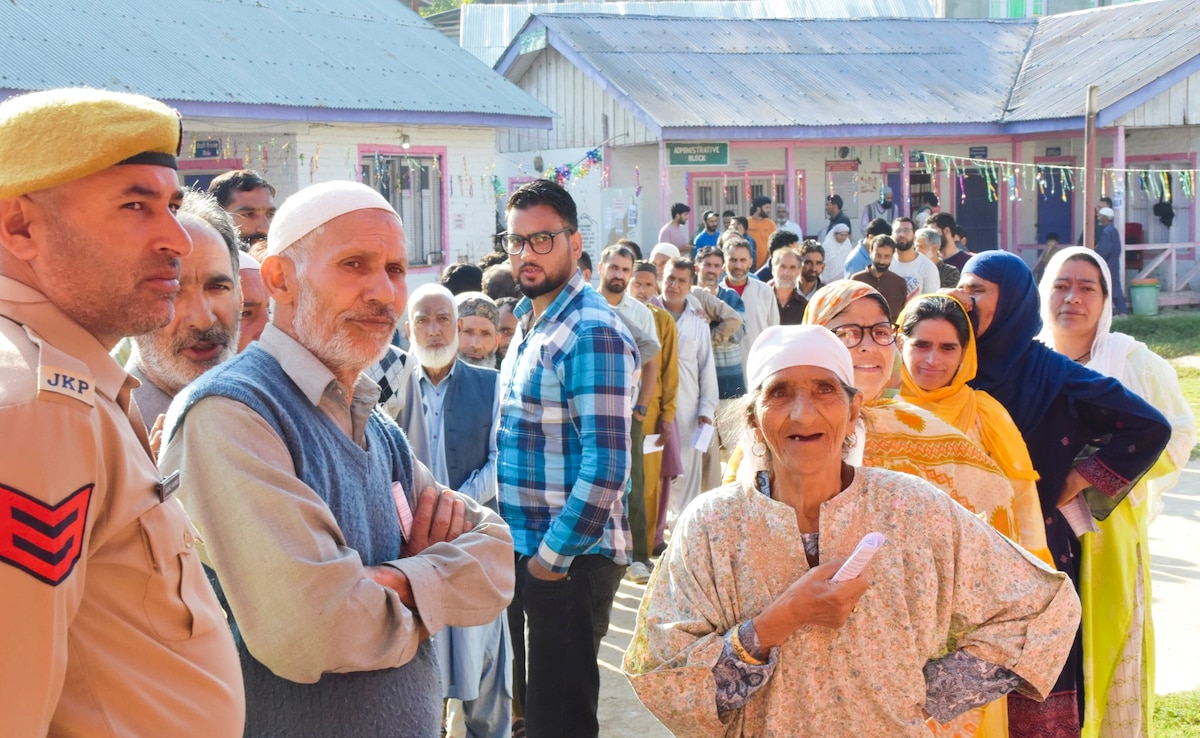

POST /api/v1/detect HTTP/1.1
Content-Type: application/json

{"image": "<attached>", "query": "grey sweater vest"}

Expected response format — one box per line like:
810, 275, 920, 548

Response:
168, 346, 441, 738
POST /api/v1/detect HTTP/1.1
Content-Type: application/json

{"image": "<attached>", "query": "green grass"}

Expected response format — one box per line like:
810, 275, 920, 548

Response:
1117, 311, 1200, 359
1115, 310, 1200, 457
1156, 690, 1200, 737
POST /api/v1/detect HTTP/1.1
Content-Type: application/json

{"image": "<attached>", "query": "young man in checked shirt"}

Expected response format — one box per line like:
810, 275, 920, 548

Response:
496, 179, 639, 738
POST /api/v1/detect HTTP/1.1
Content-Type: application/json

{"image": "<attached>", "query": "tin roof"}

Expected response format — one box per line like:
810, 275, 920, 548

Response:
447, 0, 937, 67
496, 0, 1199, 136
1005, 0, 1200, 125
503, 14, 1034, 133
0, 0, 552, 126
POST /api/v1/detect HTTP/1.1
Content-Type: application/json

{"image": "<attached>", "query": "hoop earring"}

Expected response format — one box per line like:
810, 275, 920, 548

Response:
751, 441, 766, 458
843, 433, 858, 449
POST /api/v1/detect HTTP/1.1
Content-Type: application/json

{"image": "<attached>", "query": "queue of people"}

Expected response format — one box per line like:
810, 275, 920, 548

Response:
2, 86, 1192, 738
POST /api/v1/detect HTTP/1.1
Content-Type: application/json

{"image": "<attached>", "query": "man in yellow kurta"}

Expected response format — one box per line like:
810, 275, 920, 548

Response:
629, 261, 678, 564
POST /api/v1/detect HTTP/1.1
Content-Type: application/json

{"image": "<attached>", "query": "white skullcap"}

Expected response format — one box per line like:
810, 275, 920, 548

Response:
649, 243, 681, 260
746, 325, 854, 392
831, 223, 851, 234
238, 251, 261, 271
1098, 207, 1115, 219
267, 180, 398, 256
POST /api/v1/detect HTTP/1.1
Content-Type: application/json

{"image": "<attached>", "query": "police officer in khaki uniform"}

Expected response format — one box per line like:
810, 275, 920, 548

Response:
0, 88, 244, 736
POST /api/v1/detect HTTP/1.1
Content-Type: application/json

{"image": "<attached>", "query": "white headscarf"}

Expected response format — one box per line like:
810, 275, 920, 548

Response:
821, 223, 852, 281
1035, 246, 1135, 381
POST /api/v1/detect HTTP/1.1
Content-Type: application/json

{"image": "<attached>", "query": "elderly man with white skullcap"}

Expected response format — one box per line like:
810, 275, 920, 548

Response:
159, 180, 514, 737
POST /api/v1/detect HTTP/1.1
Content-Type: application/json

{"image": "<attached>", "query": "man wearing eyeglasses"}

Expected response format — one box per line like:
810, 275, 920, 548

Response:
495, 179, 639, 738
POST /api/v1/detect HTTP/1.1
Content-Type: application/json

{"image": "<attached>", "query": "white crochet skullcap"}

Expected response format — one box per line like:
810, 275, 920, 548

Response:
649, 243, 681, 260
746, 325, 854, 392
237, 251, 261, 271
267, 180, 398, 256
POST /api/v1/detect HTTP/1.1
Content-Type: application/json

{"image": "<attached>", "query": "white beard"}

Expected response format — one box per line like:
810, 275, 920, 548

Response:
410, 340, 459, 372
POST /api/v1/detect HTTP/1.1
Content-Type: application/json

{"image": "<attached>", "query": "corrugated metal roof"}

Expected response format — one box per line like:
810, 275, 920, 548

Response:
520, 14, 1033, 128
1005, 0, 1200, 121
0, 0, 552, 120
456, 0, 937, 67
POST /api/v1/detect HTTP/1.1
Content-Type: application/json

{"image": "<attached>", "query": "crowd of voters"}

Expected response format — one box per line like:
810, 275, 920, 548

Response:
1, 87, 1194, 738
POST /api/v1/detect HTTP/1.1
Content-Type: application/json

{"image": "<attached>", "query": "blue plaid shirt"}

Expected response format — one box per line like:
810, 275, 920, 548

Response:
497, 270, 638, 573
711, 285, 746, 398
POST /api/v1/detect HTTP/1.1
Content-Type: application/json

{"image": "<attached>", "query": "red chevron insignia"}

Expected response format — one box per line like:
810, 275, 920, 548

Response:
0, 483, 93, 585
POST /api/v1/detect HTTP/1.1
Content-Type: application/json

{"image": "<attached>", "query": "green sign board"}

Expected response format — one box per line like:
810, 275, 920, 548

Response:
669, 142, 729, 167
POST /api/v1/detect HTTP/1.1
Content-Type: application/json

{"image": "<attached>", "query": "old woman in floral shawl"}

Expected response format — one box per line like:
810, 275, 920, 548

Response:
623, 325, 1080, 737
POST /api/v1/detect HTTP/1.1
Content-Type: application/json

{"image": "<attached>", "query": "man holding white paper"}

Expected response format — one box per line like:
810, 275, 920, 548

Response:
598, 245, 661, 583
654, 257, 718, 520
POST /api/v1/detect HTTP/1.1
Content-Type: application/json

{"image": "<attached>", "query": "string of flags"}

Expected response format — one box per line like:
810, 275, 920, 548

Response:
918, 152, 1195, 204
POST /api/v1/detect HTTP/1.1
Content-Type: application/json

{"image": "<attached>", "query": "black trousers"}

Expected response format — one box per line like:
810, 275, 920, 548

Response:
507, 553, 625, 738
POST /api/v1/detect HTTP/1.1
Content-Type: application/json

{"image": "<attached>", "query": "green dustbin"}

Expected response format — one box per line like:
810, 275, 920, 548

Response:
1129, 278, 1160, 316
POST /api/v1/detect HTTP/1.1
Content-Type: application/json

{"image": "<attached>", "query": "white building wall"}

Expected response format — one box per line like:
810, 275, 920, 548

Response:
1115, 72, 1200, 129
180, 117, 503, 287
499, 47, 655, 154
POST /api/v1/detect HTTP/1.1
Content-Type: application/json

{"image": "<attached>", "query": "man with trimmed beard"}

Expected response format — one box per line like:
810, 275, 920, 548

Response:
208, 169, 276, 255
393, 283, 509, 738
127, 190, 240, 427
721, 238, 778, 378
597, 244, 660, 585
160, 180, 514, 737
495, 296, 518, 363
886, 216, 939, 301
850, 235, 908, 321
0, 86, 243, 738
456, 291, 501, 369
497, 179, 638, 738
769, 247, 806, 324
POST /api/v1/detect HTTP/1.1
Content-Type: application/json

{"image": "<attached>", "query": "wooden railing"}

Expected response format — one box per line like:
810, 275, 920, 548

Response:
1016, 242, 1200, 306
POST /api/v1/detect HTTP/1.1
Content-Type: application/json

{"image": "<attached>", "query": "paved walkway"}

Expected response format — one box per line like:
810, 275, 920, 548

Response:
591, 459, 1200, 736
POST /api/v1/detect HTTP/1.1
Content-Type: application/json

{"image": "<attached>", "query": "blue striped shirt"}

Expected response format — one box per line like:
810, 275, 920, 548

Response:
497, 270, 638, 573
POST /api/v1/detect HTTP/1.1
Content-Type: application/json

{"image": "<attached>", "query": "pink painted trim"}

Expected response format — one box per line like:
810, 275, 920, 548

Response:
357, 143, 450, 261
178, 157, 242, 171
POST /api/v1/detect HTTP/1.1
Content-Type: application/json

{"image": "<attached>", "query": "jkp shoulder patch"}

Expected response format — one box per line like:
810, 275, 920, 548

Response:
38, 364, 96, 407
0, 482, 94, 585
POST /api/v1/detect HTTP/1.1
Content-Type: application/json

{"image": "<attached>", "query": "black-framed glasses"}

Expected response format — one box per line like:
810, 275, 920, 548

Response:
832, 322, 897, 348
496, 227, 575, 255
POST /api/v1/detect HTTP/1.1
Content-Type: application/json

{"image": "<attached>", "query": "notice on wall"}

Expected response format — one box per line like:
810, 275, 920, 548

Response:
452, 212, 465, 230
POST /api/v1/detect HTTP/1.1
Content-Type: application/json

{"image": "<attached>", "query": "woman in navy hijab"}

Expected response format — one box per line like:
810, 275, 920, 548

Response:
956, 250, 1169, 738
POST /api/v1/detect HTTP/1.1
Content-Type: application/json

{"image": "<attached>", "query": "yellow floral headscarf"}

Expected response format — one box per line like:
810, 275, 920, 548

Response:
896, 294, 1038, 483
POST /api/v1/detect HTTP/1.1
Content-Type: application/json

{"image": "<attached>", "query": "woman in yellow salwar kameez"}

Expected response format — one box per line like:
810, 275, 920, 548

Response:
1038, 247, 1195, 738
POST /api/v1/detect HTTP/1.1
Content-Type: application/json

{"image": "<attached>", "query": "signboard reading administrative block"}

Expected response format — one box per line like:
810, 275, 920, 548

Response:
669, 142, 729, 167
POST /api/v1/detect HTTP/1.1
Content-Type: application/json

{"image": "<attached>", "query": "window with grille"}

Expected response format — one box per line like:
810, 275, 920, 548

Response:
361, 154, 444, 266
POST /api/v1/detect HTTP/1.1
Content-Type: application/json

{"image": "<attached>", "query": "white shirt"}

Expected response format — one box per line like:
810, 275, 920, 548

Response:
888, 251, 940, 301
722, 276, 779, 377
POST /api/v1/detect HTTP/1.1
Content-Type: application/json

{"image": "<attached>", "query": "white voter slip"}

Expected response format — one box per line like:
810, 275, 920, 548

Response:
831, 532, 885, 583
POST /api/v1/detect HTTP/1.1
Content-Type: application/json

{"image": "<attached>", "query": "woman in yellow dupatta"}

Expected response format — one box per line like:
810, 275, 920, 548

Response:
897, 294, 1052, 565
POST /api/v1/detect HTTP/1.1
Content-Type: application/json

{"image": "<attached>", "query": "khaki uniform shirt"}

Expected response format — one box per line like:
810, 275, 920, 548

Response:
0, 276, 243, 737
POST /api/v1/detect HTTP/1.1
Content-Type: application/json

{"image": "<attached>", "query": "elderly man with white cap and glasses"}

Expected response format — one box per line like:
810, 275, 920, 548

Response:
159, 180, 514, 737
0, 87, 244, 737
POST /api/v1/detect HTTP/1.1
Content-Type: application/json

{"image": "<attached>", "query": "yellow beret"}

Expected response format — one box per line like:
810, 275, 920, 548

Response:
0, 87, 182, 198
